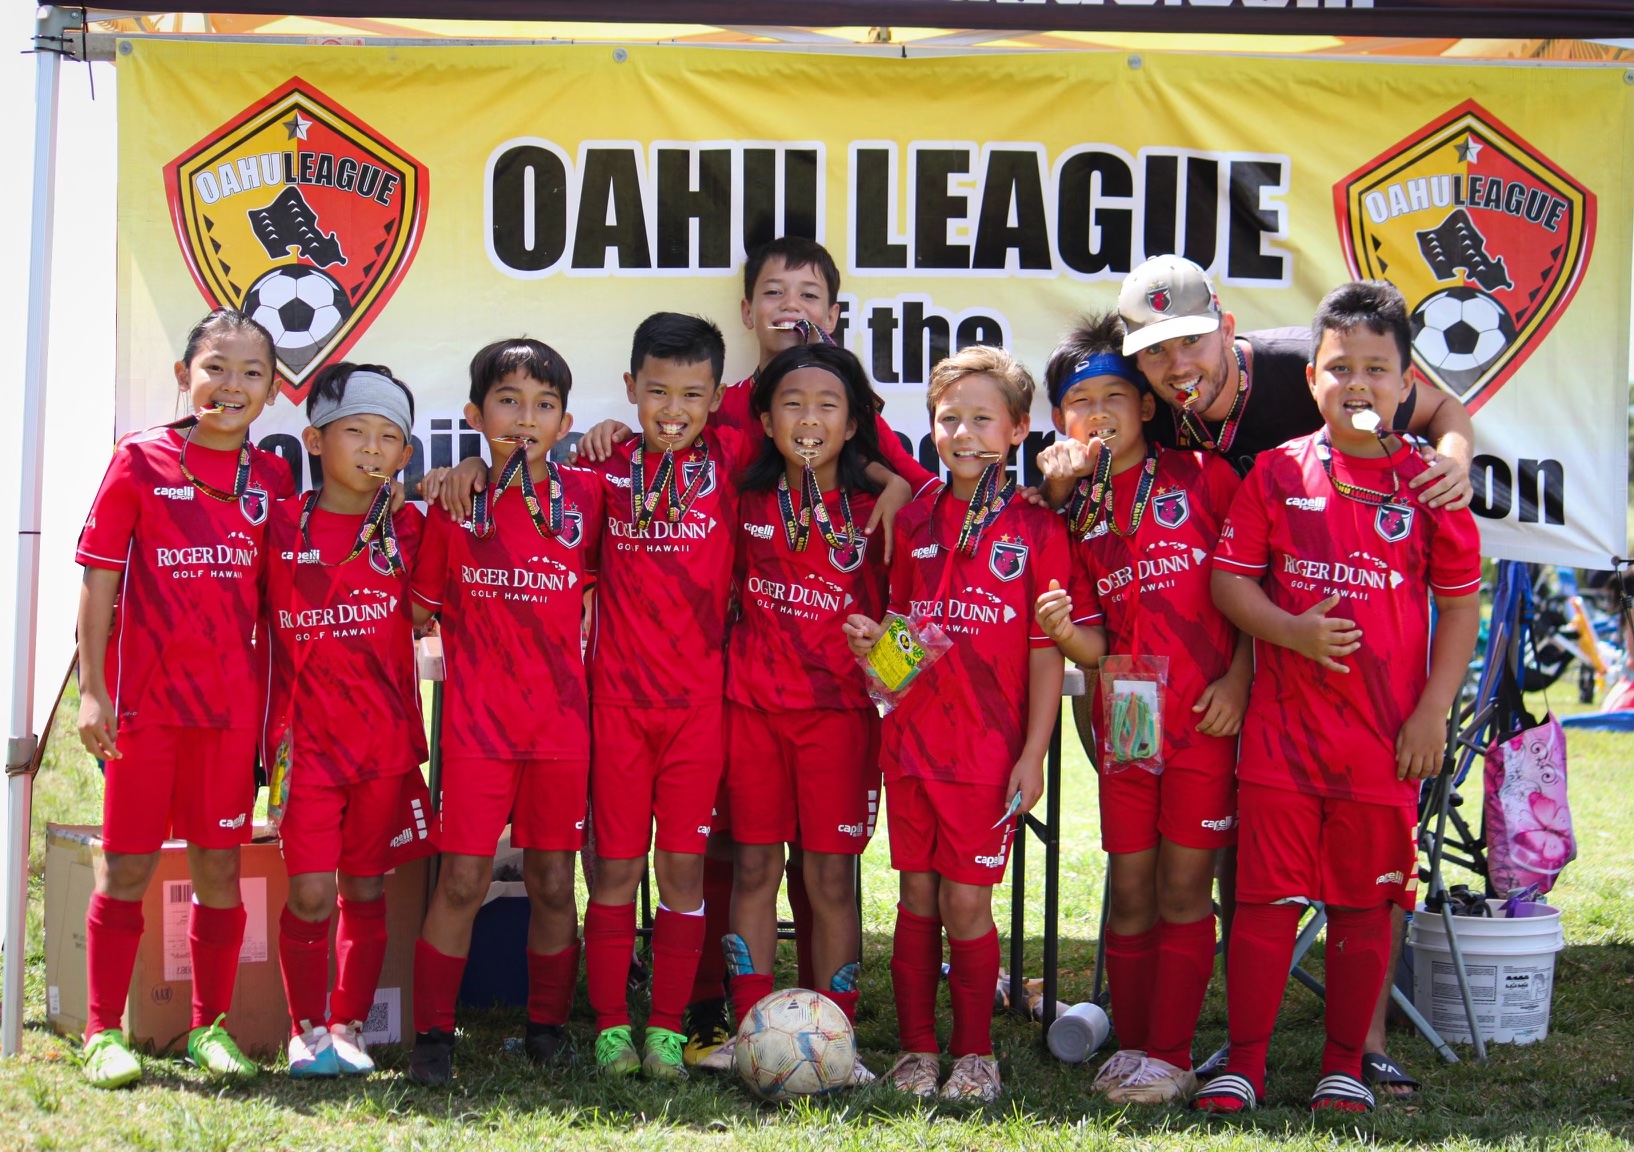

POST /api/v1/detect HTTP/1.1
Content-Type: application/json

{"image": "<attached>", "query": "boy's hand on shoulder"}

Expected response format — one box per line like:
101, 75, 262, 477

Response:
1407, 446, 1473, 512
1006, 751, 1046, 815
1034, 579, 1076, 645
843, 613, 882, 659
421, 459, 488, 522
1396, 701, 1447, 781
1036, 438, 1098, 484
1286, 593, 1361, 673
1193, 668, 1249, 737
863, 470, 913, 562
76, 688, 120, 760
574, 420, 633, 463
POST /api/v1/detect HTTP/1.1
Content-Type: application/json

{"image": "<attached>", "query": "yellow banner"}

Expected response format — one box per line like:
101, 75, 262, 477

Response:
117, 39, 1633, 566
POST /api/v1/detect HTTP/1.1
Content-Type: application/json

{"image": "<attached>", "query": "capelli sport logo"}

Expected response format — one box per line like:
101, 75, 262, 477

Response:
164, 78, 429, 402
1335, 100, 1594, 414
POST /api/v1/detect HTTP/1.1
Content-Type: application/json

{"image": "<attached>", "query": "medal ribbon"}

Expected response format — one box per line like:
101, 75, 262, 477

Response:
777, 467, 856, 553
1174, 342, 1251, 455
297, 484, 404, 575
631, 437, 711, 532
1068, 446, 1159, 540
1317, 433, 1402, 506
169, 415, 251, 503
473, 443, 566, 539
949, 461, 1016, 558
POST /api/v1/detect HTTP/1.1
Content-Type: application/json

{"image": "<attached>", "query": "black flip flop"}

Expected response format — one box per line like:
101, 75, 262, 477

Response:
1360, 1052, 1421, 1100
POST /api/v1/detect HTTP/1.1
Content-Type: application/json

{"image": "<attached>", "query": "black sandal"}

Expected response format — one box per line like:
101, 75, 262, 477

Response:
1360, 1052, 1421, 1100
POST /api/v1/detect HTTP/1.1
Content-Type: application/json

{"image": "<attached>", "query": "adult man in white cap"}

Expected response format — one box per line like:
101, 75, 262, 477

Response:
1119, 254, 1474, 510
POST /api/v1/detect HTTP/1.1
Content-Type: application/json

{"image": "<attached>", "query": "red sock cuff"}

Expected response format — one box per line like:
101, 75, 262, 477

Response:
279, 905, 330, 943
192, 901, 247, 943
730, 972, 776, 1024
88, 893, 143, 932
1105, 925, 1161, 954
826, 987, 860, 1024
412, 938, 468, 1035
337, 895, 386, 923
526, 941, 581, 1028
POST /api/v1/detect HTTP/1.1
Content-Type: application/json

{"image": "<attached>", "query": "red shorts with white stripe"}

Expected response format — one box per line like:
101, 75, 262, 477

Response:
1235, 780, 1417, 910
1097, 746, 1238, 855
437, 757, 588, 856
884, 773, 1014, 887
280, 769, 437, 877
101, 726, 257, 855
725, 702, 880, 855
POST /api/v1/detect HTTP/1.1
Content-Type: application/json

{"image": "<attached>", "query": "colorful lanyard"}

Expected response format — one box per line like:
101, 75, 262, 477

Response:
631, 436, 711, 532
472, 441, 566, 539
777, 467, 855, 553
1173, 342, 1250, 455
170, 415, 251, 503
296, 484, 404, 575
946, 461, 1015, 558
1317, 433, 1402, 506
1067, 446, 1159, 540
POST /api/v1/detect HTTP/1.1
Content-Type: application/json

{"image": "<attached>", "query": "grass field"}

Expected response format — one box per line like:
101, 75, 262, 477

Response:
1, 684, 1630, 1151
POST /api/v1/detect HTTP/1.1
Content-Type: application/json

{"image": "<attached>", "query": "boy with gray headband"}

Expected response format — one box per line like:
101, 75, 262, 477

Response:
266, 362, 436, 1079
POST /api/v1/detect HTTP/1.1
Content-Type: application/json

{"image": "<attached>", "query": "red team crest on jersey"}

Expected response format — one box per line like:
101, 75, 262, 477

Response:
164, 79, 429, 401
989, 538, 1029, 582
1334, 100, 1594, 413
828, 531, 866, 574
1375, 502, 1415, 543
558, 509, 584, 549
240, 486, 269, 526
1152, 489, 1190, 530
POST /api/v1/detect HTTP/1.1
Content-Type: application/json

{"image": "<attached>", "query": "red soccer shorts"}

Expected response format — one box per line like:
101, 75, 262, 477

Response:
281, 769, 437, 877
885, 774, 1014, 887
437, 757, 588, 856
1097, 746, 1238, 855
591, 702, 724, 859
726, 702, 880, 856
102, 725, 257, 854
1235, 781, 1418, 910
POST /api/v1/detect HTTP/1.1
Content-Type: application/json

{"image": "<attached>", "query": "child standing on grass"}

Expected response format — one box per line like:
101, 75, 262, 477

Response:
712, 344, 891, 1084
264, 362, 434, 1079
1032, 313, 1250, 1104
1199, 281, 1481, 1114
75, 309, 295, 1088
405, 339, 604, 1085
844, 346, 1074, 1103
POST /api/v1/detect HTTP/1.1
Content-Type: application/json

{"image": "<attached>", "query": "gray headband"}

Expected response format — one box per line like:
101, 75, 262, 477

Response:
309, 371, 413, 439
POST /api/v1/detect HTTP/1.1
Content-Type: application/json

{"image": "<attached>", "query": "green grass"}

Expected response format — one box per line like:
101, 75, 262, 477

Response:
2, 685, 1631, 1150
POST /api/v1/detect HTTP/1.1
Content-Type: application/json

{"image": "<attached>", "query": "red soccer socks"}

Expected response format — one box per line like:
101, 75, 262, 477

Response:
890, 904, 943, 1054
329, 895, 388, 1028
188, 902, 247, 1029
526, 939, 581, 1029
1221, 901, 1303, 1098
1145, 915, 1218, 1070
84, 894, 143, 1038
1104, 925, 1161, 1052
1320, 905, 1392, 1082
947, 928, 1000, 1058
412, 938, 468, 1036
584, 900, 638, 1031
278, 907, 330, 1034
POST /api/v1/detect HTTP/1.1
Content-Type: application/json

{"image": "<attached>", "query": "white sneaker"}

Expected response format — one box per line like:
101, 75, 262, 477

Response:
287, 1021, 339, 1078
1106, 1056, 1198, 1105
328, 1020, 375, 1075
939, 1053, 1001, 1102
848, 1054, 877, 1086
1091, 1048, 1146, 1092
698, 1035, 736, 1073
888, 1051, 941, 1099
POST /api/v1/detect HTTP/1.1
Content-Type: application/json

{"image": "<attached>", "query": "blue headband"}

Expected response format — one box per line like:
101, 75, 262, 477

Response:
1050, 351, 1148, 406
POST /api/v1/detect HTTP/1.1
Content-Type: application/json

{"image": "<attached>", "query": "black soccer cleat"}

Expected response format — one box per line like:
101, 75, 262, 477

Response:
407, 1029, 455, 1086
524, 1021, 575, 1066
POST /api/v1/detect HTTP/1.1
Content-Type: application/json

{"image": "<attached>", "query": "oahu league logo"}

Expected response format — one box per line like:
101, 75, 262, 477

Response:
1334, 100, 1594, 413
164, 78, 429, 401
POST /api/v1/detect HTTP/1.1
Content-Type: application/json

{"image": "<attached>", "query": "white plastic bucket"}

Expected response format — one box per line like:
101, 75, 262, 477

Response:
1047, 1002, 1110, 1063
1408, 900, 1564, 1045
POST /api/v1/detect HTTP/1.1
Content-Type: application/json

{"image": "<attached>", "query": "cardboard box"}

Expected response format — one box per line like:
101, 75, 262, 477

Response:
44, 824, 428, 1057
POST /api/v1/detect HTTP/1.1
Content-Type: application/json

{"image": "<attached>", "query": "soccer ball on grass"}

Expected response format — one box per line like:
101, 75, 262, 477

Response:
734, 988, 855, 1100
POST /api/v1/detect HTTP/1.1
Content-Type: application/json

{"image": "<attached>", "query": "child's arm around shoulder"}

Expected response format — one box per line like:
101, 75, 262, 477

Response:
408, 504, 453, 630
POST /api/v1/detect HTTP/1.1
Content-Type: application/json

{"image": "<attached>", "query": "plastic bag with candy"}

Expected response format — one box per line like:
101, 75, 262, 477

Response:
1097, 654, 1168, 775
857, 611, 953, 716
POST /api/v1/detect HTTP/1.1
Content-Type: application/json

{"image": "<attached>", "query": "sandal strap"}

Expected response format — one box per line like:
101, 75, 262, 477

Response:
1194, 1072, 1258, 1108
1312, 1073, 1377, 1111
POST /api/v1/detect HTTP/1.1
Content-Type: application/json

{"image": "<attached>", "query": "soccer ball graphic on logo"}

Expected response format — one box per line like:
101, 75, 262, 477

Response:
244, 265, 351, 374
734, 988, 855, 1100
1409, 286, 1515, 392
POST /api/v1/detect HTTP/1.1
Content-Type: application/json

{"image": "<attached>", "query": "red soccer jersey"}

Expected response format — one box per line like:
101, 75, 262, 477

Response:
1213, 433, 1482, 806
881, 492, 1078, 786
715, 375, 939, 497
586, 427, 753, 707
76, 427, 296, 732
262, 499, 428, 786
410, 467, 604, 761
1074, 449, 1241, 761
727, 486, 889, 712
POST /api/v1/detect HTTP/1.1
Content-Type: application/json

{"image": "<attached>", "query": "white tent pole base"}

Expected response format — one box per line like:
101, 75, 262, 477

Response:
5, 4, 71, 1060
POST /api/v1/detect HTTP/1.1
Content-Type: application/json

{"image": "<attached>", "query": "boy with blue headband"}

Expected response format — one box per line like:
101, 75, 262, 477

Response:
1034, 312, 1251, 1106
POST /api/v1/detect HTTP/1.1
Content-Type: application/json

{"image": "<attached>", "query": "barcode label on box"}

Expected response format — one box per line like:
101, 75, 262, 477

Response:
162, 877, 270, 982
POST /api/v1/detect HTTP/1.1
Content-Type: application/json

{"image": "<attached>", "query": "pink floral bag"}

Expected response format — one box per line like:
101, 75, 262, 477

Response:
1485, 715, 1576, 896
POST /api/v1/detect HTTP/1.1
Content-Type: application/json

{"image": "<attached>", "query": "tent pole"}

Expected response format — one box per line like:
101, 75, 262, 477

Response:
4, 4, 71, 1059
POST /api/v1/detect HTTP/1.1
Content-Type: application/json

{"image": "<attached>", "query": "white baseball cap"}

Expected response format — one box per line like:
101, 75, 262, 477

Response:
1119, 255, 1223, 355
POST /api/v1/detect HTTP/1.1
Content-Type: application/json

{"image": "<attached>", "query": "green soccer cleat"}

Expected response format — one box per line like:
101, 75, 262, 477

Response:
82, 1029, 141, 1090
595, 1024, 641, 1077
186, 1015, 259, 1081
641, 1026, 689, 1081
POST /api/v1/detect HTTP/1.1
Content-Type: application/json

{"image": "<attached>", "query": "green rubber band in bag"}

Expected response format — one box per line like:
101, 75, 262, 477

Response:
1098, 654, 1168, 775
